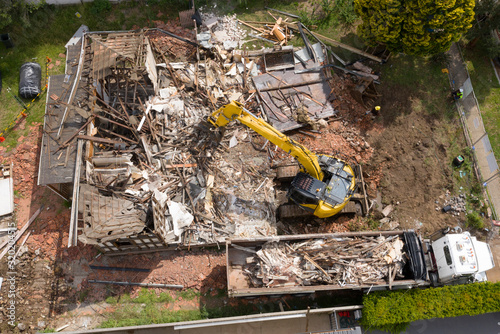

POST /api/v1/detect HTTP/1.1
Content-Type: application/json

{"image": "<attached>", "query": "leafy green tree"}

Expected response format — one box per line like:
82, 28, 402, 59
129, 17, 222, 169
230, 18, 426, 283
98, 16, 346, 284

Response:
471, 0, 500, 34
0, 0, 45, 31
354, 0, 476, 56
467, 0, 500, 57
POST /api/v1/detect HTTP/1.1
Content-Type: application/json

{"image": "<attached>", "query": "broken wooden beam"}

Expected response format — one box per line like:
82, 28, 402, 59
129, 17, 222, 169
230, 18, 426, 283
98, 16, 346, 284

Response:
265, 7, 300, 19
55, 115, 95, 153
98, 128, 139, 144
255, 79, 326, 93
237, 19, 267, 33
76, 135, 126, 145
140, 135, 153, 165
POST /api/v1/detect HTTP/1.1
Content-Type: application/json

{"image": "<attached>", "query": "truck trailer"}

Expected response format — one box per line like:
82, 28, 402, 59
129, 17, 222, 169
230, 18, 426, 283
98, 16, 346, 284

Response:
225, 230, 495, 297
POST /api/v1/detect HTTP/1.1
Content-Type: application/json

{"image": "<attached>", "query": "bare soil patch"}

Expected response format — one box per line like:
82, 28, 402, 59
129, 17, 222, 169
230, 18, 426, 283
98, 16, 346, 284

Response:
363, 81, 461, 234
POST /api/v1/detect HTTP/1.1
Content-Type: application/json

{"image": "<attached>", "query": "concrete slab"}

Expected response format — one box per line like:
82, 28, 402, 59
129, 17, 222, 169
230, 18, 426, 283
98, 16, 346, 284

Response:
65, 24, 89, 48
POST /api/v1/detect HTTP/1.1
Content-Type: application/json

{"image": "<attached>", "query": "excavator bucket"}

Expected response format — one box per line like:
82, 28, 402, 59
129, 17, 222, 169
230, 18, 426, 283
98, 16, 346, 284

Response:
350, 77, 380, 110
195, 118, 224, 144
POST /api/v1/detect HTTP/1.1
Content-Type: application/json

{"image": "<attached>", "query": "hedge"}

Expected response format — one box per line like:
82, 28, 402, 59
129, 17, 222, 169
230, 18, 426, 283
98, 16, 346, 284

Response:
362, 282, 500, 330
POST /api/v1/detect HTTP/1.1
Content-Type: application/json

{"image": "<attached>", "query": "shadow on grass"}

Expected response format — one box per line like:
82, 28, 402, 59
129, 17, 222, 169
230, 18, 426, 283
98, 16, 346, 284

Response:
368, 53, 453, 127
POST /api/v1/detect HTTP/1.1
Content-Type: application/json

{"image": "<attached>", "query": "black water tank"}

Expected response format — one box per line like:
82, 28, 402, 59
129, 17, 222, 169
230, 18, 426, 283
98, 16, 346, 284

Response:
19, 62, 41, 99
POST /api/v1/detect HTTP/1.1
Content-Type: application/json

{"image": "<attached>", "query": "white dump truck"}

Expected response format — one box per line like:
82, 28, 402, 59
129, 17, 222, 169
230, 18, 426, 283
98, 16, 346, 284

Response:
225, 229, 495, 297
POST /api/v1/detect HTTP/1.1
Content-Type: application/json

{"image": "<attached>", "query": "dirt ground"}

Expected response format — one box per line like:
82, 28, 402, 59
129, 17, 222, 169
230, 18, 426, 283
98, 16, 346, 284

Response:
0, 26, 469, 334
364, 82, 462, 234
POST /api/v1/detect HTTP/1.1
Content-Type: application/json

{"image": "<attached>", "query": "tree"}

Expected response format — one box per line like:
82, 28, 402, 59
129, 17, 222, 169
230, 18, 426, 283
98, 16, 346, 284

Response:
466, 0, 500, 57
0, 0, 44, 31
354, 0, 476, 56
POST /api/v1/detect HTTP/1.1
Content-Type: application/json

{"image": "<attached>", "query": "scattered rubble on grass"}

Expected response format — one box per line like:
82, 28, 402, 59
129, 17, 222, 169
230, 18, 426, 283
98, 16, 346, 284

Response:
0, 7, 478, 332
436, 192, 467, 216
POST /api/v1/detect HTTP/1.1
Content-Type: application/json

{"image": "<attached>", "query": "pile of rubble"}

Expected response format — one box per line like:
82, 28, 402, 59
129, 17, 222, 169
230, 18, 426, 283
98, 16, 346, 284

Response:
437, 193, 467, 216
44, 9, 380, 251
70, 25, 280, 247
243, 235, 405, 288
200, 11, 247, 48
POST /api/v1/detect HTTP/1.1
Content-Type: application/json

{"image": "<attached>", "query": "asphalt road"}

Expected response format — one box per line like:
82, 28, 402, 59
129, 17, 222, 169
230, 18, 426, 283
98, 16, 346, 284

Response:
364, 312, 500, 334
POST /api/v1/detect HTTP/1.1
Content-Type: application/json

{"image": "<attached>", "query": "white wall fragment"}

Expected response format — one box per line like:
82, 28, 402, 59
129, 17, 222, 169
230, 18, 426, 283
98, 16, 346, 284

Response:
167, 201, 194, 237
229, 135, 238, 148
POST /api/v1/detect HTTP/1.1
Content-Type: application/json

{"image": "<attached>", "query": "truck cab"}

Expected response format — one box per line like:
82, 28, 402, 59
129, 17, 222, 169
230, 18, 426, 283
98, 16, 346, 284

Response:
430, 232, 495, 285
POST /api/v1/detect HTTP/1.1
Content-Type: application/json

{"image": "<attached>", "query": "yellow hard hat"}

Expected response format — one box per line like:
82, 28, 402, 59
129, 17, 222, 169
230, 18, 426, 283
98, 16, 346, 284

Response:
375, 106, 381, 111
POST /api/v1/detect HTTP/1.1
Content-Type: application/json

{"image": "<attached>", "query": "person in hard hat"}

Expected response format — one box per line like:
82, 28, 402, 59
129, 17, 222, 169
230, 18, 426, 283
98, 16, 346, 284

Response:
371, 105, 381, 115
452, 88, 463, 100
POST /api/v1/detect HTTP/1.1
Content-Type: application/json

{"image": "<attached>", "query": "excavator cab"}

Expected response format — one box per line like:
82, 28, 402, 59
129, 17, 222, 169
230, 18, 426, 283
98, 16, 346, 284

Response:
288, 172, 323, 212
287, 156, 356, 217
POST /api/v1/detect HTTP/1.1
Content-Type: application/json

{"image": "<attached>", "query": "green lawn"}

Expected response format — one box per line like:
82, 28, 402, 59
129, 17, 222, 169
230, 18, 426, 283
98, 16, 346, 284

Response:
463, 45, 500, 160
382, 53, 452, 114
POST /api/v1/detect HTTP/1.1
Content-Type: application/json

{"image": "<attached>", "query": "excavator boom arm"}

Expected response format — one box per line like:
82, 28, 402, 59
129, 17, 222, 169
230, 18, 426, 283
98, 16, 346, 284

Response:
208, 101, 324, 180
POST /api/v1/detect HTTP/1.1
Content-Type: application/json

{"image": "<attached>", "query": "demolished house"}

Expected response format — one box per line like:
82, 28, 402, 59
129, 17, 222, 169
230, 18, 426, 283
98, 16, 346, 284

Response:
38, 13, 381, 254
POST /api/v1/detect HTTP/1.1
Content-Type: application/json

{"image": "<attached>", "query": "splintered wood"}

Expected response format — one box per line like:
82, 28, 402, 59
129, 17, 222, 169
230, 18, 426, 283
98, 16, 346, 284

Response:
241, 235, 405, 288
238, 17, 293, 46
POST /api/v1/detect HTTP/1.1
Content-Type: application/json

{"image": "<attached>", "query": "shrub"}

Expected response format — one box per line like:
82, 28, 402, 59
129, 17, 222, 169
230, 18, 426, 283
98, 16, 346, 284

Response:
91, 0, 112, 16
466, 211, 484, 229
178, 289, 200, 301
362, 282, 500, 331
132, 288, 173, 304
334, 0, 357, 28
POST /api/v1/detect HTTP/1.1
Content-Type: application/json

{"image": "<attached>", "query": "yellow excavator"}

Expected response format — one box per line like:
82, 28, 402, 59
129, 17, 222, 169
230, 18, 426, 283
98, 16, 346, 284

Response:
207, 101, 356, 218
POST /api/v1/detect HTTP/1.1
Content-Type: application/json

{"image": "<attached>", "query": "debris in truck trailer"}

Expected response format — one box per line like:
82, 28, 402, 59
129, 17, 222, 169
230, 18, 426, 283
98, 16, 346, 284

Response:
241, 235, 406, 288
